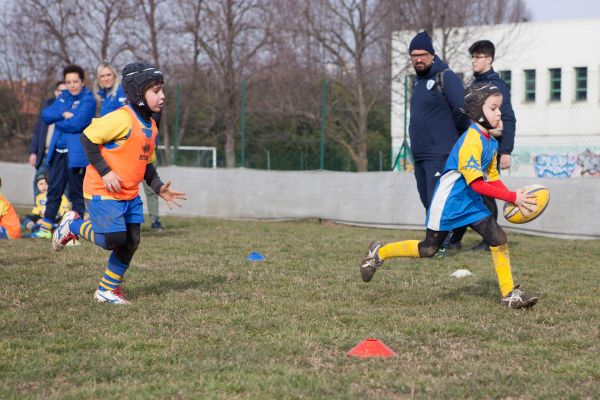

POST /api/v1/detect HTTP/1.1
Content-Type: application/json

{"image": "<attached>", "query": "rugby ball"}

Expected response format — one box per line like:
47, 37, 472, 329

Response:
503, 184, 550, 224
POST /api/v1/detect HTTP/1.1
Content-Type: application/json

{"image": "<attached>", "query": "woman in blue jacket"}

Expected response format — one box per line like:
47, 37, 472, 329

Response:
96, 61, 127, 116
34, 64, 96, 239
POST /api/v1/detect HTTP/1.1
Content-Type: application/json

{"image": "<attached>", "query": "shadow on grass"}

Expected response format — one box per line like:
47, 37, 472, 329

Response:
441, 278, 498, 300
136, 274, 228, 298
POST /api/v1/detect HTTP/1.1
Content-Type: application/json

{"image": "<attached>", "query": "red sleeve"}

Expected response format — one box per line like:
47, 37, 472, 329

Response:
470, 178, 517, 203
488, 179, 510, 192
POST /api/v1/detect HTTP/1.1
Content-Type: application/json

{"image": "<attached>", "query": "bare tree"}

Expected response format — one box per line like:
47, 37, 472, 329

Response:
76, 0, 133, 64
0, 0, 533, 167
169, 0, 208, 151
191, 0, 272, 168
300, 0, 392, 171
17, 0, 82, 65
388, 0, 531, 64
0, 1, 68, 160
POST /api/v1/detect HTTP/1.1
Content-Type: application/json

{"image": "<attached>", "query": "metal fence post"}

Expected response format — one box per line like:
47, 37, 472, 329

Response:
240, 79, 246, 167
173, 83, 181, 165
320, 79, 327, 170
266, 150, 271, 170
392, 75, 413, 171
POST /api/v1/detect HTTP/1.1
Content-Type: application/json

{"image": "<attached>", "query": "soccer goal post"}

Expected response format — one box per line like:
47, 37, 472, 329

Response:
156, 145, 217, 168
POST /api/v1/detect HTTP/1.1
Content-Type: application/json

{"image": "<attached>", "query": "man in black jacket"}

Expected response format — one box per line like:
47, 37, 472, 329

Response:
408, 31, 470, 210
28, 81, 66, 199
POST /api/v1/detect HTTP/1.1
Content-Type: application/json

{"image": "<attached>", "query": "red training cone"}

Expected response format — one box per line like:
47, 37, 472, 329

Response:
347, 338, 396, 358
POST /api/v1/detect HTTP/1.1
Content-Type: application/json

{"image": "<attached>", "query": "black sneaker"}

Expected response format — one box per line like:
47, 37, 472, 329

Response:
468, 241, 490, 252
501, 285, 538, 309
360, 241, 384, 282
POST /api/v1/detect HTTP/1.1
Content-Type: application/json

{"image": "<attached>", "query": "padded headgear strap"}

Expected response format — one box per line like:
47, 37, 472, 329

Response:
462, 82, 501, 130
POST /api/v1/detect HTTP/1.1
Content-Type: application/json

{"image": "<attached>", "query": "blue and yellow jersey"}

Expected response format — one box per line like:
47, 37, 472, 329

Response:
426, 124, 498, 231
83, 106, 157, 200
31, 193, 71, 217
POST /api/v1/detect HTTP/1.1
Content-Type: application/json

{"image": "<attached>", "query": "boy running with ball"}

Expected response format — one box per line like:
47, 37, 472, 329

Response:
53, 62, 186, 305
360, 82, 538, 309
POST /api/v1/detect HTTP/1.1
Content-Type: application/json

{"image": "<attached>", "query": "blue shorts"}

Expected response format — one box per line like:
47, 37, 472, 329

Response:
85, 195, 144, 233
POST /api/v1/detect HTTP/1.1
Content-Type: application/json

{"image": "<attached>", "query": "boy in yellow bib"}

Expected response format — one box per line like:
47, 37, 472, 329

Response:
53, 62, 186, 305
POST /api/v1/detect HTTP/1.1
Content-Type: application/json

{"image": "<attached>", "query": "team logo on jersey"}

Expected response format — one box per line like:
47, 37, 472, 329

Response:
464, 155, 481, 171
426, 79, 435, 90
140, 142, 151, 161
71, 100, 80, 109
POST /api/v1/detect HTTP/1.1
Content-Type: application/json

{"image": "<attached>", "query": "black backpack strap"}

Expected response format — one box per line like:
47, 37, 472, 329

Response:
435, 68, 449, 96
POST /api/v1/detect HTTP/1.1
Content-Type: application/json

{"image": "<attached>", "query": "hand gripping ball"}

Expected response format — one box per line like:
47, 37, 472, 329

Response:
503, 184, 550, 224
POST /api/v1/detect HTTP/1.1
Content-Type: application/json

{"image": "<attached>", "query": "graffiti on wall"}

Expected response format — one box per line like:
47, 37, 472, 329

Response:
577, 149, 600, 176
534, 154, 577, 177
534, 149, 600, 178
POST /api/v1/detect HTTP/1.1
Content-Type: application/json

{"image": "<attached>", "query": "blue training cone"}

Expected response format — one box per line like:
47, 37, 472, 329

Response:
247, 251, 265, 262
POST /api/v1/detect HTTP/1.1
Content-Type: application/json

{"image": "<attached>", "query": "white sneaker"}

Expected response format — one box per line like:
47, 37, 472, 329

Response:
52, 211, 80, 251
94, 289, 130, 305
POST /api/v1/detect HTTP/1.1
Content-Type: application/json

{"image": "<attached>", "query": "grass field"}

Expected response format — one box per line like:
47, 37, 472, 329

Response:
1, 217, 599, 399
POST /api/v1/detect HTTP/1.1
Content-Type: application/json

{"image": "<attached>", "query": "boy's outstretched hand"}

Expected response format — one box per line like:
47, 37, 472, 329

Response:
514, 188, 537, 216
159, 181, 187, 209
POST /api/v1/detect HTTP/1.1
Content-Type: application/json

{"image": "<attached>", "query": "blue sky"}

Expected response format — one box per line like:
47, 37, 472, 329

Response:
526, 0, 600, 21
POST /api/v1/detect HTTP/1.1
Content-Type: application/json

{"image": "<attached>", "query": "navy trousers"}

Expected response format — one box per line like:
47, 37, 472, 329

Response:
45, 151, 85, 222
413, 157, 448, 210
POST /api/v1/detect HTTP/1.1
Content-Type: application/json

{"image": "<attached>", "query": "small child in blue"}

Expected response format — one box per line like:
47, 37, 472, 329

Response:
360, 82, 539, 309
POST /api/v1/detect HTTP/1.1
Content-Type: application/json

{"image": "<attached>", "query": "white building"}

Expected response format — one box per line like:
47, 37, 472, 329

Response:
391, 19, 600, 177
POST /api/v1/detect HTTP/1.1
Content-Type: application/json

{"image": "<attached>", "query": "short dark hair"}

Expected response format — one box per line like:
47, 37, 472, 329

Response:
55, 80, 65, 89
63, 64, 85, 81
469, 40, 495, 61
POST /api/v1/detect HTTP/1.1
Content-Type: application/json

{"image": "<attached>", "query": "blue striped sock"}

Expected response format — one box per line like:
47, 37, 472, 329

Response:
98, 252, 128, 292
71, 220, 106, 248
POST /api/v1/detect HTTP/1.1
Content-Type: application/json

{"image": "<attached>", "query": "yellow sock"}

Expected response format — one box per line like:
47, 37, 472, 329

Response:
378, 240, 421, 260
490, 244, 515, 297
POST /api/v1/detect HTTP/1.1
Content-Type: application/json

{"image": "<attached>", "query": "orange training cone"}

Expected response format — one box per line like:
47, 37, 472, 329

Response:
347, 338, 396, 358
